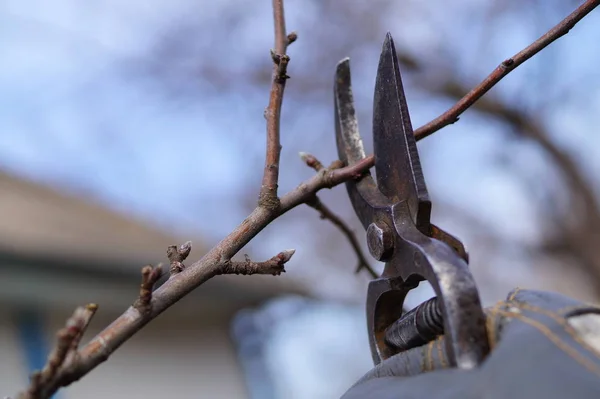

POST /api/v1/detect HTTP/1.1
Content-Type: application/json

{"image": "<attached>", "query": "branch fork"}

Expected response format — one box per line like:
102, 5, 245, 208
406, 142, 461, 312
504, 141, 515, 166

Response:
259, 2, 296, 209
301, 152, 378, 278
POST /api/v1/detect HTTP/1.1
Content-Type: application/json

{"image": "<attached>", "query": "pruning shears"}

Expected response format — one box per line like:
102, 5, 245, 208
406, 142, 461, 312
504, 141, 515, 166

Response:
334, 33, 490, 369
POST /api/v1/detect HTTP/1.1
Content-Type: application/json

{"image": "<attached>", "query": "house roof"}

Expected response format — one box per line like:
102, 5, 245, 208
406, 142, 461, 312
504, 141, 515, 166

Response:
0, 170, 308, 315
0, 170, 194, 266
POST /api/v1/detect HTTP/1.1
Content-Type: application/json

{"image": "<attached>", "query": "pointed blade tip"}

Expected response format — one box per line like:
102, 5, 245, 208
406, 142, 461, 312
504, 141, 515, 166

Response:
335, 58, 352, 86
384, 32, 394, 45
336, 57, 351, 74
381, 33, 396, 56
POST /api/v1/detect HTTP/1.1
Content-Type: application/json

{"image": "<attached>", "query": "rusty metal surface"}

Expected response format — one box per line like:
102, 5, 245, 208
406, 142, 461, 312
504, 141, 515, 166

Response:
384, 296, 443, 351
334, 33, 490, 369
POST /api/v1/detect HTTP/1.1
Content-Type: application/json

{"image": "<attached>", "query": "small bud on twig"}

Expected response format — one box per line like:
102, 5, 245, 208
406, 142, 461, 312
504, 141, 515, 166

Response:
134, 264, 163, 314
168, 241, 192, 275
299, 152, 324, 171
286, 31, 298, 45
270, 50, 290, 82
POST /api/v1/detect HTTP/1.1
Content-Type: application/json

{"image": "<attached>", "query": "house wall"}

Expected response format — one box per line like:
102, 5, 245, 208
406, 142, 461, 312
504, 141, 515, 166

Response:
1, 305, 249, 399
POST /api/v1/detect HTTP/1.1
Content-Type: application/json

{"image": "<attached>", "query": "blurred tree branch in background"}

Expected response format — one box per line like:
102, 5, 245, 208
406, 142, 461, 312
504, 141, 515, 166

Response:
434, 84, 600, 293
13, 0, 600, 398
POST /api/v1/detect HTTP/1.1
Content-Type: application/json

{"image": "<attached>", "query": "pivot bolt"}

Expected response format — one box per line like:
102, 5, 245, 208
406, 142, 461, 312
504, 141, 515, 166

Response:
366, 222, 394, 261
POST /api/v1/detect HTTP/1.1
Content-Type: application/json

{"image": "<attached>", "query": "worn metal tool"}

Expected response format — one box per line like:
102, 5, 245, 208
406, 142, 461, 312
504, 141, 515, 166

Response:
334, 33, 490, 369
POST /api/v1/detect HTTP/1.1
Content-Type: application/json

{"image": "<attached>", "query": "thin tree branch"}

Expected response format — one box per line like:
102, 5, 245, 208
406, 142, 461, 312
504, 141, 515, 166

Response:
301, 152, 377, 278
222, 250, 295, 276
68, 304, 98, 356
259, 0, 297, 209
19, 305, 97, 399
133, 264, 163, 314
348, 0, 598, 170
306, 195, 378, 279
14, 154, 373, 399
413, 0, 599, 140
442, 90, 600, 293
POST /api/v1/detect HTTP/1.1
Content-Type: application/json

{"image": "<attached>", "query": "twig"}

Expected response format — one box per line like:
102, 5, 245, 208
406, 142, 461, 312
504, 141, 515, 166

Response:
167, 241, 192, 275
437, 88, 600, 293
259, 0, 297, 209
306, 195, 378, 278
414, 0, 599, 140
279, 157, 374, 214
222, 250, 295, 276
13, 155, 374, 399
133, 264, 163, 314
20, 305, 97, 399
350, 0, 599, 169
12, 0, 371, 396
68, 304, 98, 356
300, 152, 377, 277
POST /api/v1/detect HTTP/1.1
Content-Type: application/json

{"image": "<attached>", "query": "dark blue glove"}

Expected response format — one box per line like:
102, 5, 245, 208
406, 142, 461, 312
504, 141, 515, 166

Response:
342, 289, 600, 399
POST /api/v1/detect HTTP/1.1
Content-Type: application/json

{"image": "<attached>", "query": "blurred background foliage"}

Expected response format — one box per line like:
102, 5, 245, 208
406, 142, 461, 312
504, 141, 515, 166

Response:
1, 0, 599, 397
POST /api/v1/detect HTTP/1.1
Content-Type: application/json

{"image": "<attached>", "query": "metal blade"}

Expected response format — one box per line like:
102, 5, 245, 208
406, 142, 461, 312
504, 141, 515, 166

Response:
372, 33, 431, 230
335, 58, 390, 230
335, 58, 366, 165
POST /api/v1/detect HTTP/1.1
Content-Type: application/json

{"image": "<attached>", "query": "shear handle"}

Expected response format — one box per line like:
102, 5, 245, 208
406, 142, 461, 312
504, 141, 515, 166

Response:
366, 202, 490, 369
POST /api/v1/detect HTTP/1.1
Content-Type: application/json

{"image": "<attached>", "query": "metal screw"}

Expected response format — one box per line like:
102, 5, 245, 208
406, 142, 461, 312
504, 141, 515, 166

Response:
385, 296, 444, 351
366, 222, 394, 261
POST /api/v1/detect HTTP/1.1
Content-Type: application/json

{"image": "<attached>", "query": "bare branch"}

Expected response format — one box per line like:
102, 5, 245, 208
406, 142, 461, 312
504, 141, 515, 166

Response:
306, 195, 378, 278
259, 0, 296, 208
14, 154, 373, 399
222, 249, 295, 276
414, 0, 600, 140
440, 90, 600, 293
11, 1, 373, 397
299, 153, 377, 277
347, 0, 598, 170
19, 305, 97, 399
279, 156, 373, 214
133, 264, 163, 314
68, 304, 98, 356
